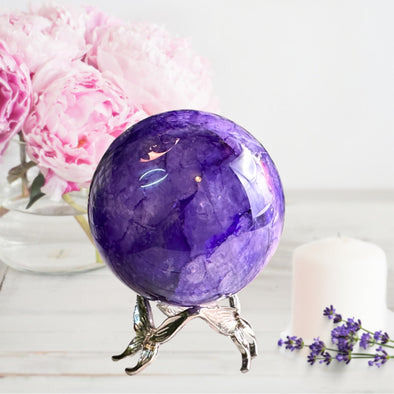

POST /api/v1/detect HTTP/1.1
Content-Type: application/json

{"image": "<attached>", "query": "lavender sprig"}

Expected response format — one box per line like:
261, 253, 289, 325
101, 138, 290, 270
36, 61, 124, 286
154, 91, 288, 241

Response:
278, 305, 394, 367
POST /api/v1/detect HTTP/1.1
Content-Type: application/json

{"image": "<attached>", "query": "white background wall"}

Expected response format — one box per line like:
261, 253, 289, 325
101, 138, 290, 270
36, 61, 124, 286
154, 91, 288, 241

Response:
2, 0, 393, 191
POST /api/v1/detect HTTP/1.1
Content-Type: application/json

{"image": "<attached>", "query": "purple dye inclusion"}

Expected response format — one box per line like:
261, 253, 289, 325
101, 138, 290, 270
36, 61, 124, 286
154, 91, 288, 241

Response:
88, 110, 285, 306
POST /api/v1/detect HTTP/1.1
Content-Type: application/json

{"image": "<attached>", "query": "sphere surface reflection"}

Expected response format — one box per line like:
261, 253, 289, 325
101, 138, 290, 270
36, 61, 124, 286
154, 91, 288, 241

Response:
88, 110, 285, 306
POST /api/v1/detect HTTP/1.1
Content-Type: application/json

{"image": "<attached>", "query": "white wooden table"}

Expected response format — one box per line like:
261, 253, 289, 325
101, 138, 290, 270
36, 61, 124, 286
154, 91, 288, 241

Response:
1, 191, 393, 393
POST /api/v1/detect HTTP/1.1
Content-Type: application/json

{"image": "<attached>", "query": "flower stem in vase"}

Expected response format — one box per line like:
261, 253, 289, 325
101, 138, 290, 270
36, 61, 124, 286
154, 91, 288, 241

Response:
18, 132, 29, 198
62, 193, 103, 264
0, 206, 9, 218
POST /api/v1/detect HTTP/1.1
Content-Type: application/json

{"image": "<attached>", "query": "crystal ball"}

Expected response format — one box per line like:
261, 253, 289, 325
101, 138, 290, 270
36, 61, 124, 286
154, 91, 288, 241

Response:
88, 110, 285, 306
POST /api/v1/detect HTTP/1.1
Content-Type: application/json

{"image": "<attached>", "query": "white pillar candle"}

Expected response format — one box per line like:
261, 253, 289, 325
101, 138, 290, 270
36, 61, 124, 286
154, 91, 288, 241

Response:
290, 236, 388, 341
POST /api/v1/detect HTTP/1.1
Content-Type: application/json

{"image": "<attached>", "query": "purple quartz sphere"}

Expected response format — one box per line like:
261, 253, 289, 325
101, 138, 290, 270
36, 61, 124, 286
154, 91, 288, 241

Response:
88, 110, 284, 306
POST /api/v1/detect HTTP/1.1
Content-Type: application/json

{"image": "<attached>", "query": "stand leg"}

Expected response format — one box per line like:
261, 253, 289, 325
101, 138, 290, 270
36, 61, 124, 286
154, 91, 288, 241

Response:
113, 295, 199, 375
112, 294, 258, 375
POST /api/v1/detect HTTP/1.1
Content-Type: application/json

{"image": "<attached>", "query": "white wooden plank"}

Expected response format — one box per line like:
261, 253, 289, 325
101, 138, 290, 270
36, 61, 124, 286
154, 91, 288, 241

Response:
1, 352, 392, 393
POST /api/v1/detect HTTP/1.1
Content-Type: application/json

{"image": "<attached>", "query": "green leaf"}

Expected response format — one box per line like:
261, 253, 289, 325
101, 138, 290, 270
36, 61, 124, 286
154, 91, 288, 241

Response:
26, 173, 46, 209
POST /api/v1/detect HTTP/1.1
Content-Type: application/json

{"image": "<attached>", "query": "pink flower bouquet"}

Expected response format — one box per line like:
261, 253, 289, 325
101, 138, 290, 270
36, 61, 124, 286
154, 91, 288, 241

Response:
0, 1, 217, 205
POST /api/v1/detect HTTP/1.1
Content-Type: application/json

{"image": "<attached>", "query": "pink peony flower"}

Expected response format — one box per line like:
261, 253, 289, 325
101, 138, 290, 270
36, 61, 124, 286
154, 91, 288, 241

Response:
86, 23, 218, 115
29, 1, 87, 33
29, 2, 121, 52
0, 40, 31, 155
0, 8, 86, 74
83, 6, 122, 50
23, 60, 147, 199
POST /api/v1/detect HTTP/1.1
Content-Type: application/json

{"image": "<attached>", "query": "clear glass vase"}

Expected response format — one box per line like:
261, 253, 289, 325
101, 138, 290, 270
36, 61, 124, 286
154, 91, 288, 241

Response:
0, 139, 104, 274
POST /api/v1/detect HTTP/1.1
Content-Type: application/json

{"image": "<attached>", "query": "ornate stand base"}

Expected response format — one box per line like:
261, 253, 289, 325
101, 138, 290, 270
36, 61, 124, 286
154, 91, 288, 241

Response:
112, 294, 258, 375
